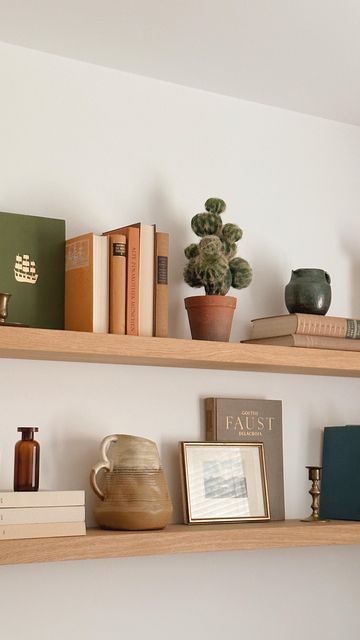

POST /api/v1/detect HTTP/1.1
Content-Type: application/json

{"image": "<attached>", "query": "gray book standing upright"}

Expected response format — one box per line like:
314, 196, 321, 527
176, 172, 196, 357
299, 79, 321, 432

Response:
205, 397, 285, 521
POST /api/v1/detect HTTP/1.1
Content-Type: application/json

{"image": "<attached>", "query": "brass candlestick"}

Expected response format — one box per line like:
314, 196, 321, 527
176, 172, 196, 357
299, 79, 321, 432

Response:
0, 293, 11, 323
301, 465, 327, 522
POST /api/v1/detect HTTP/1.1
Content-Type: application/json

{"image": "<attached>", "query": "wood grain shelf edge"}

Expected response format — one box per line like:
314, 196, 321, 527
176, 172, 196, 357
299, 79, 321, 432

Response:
1, 521, 360, 566
1, 326, 360, 376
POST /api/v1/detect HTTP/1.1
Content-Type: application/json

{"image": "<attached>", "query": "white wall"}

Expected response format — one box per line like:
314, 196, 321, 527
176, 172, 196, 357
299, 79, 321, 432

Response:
0, 42, 360, 640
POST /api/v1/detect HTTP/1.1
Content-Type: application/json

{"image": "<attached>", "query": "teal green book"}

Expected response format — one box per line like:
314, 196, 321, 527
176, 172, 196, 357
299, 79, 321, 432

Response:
0, 212, 65, 329
320, 425, 360, 520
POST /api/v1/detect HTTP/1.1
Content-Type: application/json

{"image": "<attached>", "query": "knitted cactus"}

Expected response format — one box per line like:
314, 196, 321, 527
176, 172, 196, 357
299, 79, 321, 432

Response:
184, 198, 252, 295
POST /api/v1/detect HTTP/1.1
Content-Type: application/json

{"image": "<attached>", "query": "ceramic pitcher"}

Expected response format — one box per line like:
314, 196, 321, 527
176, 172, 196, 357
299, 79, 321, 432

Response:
285, 268, 331, 315
90, 434, 173, 530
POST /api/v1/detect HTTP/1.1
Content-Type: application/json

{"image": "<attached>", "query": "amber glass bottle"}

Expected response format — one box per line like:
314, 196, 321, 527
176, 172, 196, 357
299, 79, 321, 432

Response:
14, 427, 40, 491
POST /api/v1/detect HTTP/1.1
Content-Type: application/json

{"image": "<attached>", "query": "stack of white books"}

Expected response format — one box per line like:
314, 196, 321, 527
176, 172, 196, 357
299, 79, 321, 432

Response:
0, 490, 86, 540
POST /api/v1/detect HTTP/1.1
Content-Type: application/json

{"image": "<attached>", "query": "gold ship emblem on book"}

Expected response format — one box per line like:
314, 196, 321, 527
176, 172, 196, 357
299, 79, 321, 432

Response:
14, 254, 39, 284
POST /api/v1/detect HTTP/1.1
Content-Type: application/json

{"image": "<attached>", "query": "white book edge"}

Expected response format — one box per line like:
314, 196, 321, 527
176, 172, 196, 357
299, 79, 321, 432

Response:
0, 505, 85, 524
93, 235, 109, 333
138, 224, 155, 336
0, 521, 86, 540
0, 491, 85, 508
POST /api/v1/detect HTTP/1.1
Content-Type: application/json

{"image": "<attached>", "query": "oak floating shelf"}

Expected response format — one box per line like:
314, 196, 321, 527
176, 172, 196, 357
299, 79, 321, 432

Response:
1, 521, 360, 566
0, 326, 360, 376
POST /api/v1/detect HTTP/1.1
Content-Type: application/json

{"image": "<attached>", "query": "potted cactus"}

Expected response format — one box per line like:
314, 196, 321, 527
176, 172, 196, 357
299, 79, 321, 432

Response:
184, 197, 252, 341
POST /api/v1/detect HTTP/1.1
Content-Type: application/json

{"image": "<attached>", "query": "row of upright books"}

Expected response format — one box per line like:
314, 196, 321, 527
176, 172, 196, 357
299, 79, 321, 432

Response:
242, 312, 360, 351
64, 223, 169, 337
0, 490, 85, 540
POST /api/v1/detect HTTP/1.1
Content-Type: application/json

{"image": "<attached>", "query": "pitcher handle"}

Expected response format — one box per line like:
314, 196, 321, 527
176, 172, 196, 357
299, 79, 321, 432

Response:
325, 271, 331, 285
90, 434, 119, 500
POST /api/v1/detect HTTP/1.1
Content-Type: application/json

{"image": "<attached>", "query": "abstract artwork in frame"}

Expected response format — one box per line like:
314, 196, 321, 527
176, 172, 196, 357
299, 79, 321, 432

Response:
180, 442, 270, 524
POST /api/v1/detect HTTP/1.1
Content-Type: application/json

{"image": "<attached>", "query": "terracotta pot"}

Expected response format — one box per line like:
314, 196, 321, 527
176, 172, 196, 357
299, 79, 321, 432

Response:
184, 295, 237, 342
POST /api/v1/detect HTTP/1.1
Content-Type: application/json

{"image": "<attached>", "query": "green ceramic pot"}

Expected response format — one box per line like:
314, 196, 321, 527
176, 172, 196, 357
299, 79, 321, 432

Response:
285, 268, 331, 315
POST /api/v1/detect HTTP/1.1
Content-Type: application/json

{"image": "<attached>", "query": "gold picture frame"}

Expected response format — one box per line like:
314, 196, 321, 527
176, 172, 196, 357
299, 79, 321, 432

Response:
180, 442, 270, 524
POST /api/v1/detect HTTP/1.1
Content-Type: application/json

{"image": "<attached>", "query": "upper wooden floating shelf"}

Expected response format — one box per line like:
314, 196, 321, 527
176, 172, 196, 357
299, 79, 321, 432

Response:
0, 326, 359, 377
1, 520, 360, 566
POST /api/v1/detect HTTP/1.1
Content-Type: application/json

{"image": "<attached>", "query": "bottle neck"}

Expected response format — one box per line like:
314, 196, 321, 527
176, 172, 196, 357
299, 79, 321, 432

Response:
18, 428, 37, 441
22, 432, 34, 441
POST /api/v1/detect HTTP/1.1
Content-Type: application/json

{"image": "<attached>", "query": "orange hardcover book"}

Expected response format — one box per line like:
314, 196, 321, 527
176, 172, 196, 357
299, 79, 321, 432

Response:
103, 226, 139, 336
65, 233, 109, 333
154, 232, 169, 337
109, 234, 127, 335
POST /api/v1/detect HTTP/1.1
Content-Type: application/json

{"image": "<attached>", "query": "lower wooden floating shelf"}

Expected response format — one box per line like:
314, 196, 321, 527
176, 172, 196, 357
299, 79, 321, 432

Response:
1, 520, 360, 566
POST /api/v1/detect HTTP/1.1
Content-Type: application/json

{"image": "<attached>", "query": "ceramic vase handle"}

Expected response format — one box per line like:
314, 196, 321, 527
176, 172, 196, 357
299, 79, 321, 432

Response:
90, 434, 119, 500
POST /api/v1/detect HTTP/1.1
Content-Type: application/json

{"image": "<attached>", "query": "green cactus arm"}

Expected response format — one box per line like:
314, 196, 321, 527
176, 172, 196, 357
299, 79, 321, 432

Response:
222, 223, 243, 243
229, 257, 253, 290
217, 269, 232, 295
184, 243, 199, 259
205, 198, 226, 215
191, 212, 222, 237
183, 261, 204, 288
222, 240, 237, 260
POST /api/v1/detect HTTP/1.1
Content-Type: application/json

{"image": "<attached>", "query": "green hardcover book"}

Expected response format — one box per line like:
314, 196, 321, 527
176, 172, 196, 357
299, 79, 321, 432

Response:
320, 425, 360, 520
0, 211, 65, 329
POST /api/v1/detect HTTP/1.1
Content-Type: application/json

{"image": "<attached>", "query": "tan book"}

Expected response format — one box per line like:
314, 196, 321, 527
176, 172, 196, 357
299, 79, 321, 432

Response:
243, 334, 360, 351
0, 505, 85, 524
109, 234, 127, 335
0, 490, 85, 508
154, 232, 169, 337
135, 223, 155, 337
250, 313, 360, 340
103, 226, 139, 335
65, 233, 109, 333
205, 397, 284, 521
0, 521, 86, 540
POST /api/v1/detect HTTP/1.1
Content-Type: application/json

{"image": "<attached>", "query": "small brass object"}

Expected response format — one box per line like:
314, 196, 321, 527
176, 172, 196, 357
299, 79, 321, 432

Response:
0, 293, 11, 323
301, 465, 328, 522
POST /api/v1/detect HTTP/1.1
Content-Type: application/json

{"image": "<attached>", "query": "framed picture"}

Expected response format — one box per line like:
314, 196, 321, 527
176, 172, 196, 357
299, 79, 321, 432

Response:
180, 442, 270, 524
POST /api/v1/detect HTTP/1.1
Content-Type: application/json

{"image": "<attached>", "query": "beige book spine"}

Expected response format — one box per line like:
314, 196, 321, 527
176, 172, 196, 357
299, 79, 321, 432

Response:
109, 234, 127, 335
0, 506, 85, 524
0, 490, 85, 508
0, 521, 86, 540
154, 232, 169, 337
296, 314, 348, 337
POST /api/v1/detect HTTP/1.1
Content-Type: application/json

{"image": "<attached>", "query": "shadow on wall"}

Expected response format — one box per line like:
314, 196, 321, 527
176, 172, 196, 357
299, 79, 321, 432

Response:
340, 231, 360, 317
42, 432, 102, 527
245, 242, 287, 325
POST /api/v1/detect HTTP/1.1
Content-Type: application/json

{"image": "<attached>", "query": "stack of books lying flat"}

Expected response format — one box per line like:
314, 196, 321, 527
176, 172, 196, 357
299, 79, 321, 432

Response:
0, 490, 86, 540
242, 313, 360, 351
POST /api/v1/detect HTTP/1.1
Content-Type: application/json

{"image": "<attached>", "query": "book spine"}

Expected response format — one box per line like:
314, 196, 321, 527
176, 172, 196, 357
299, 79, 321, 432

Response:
204, 398, 217, 441
65, 233, 94, 332
154, 232, 169, 338
109, 234, 127, 335
296, 315, 358, 339
0, 521, 86, 540
293, 334, 360, 350
0, 505, 85, 524
0, 491, 85, 508
94, 235, 110, 333
126, 228, 139, 336
138, 225, 155, 337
